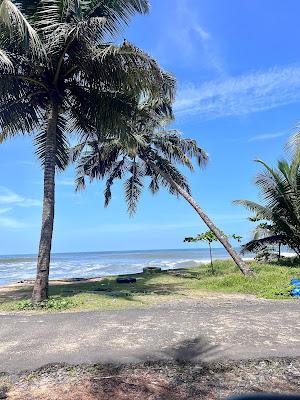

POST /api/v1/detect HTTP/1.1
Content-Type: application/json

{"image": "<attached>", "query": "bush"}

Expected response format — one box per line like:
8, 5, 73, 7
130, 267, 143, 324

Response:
15, 296, 77, 311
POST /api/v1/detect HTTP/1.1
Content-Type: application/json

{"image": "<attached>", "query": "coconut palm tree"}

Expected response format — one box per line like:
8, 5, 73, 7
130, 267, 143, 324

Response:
234, 157, 300, 257
74, 108, 253, 276
0, 0, 175, 303
287, 129, 300, 164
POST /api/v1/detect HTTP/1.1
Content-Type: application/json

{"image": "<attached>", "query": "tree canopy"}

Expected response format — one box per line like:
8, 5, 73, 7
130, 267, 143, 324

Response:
0, 0, 175, 165
0, 0, 176, 302
234, 156, 300, 256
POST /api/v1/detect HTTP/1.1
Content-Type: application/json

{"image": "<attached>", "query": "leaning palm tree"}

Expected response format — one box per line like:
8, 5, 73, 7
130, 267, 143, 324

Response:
0, 0, 175, 303
234, 157, 300, 256
74, 108, 253, 276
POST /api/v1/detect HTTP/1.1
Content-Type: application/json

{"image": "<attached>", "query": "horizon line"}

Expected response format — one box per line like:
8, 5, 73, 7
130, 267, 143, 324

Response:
0, 246, 238, 257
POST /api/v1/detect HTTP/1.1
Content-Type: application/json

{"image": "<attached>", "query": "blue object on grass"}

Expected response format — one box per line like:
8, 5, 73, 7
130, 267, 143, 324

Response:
291, 287, 300, 297
291, 278, 300, 286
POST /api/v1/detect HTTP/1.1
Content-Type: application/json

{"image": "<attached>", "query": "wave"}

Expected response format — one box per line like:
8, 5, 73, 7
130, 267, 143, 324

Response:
0, 248, 259, 286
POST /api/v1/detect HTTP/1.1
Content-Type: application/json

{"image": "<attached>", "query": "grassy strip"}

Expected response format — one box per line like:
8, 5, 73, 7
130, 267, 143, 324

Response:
0, 260, 299, 312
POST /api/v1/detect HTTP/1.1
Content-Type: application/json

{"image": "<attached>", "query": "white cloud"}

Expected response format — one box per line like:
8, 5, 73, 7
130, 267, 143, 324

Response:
193, 25, 211, 41
0, 216, 27, 229
154, 0, 224, 74
16, 161, 36, 166
57, 179, 74, 187
0, 208, 27, 229
0, 208, 11, 214
248, 132, 287, 142
0, 187, 41, 207
175, 65, 300, 119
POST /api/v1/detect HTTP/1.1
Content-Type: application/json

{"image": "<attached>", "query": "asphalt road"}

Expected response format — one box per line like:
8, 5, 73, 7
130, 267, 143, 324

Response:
0, 297, 299, 373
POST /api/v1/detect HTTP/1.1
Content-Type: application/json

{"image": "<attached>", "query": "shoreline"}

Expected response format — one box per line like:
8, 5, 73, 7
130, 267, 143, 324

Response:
0, 256, 254, 289
0, 253, 298, 290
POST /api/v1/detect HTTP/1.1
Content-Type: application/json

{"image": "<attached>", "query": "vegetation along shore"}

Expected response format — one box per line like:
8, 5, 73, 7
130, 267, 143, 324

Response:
0, 258, 299, 313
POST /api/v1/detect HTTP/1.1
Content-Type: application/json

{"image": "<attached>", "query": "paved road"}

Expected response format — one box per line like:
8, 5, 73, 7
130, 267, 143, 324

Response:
0, 297, 299, 373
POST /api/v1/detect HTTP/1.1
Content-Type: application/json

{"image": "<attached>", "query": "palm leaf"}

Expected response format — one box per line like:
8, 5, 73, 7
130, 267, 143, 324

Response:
35, 115, 70, 170
124, 159, 144, 215
0, 0, 45, 57
241, 235, 287, 254
80, 0, 149, 35
0, 48, 13, 70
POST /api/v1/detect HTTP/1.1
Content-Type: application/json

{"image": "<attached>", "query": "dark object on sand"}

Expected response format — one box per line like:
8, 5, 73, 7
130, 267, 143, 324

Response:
116, 277, 137, 284
143, 266, 162, 274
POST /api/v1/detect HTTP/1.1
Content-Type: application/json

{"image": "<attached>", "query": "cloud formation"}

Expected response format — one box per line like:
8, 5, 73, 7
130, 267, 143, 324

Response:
56, 179, 74, 187
0, 187, 41, 207
0, 208, 27, 229
248, 132, 287, 142
175, 65, 300, 119
154, 0, 224, 74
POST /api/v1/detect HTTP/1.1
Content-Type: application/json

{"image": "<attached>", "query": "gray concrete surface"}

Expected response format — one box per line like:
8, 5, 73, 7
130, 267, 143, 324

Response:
0, 297, 299, 373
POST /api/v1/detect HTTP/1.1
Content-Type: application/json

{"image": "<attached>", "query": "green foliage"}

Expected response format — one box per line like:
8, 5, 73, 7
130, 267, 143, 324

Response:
254, 245, 276, 263
0, 260, 298, 313
234, 155, 300, 256
194, 263, 294, 299
184, 230, 219, 244
0, 0, 175, 171
0, 0, 177, 302
184, 231, 242, 274
184, 230, 242, 244
15, 296, 77, 311
74, 116, 208, 215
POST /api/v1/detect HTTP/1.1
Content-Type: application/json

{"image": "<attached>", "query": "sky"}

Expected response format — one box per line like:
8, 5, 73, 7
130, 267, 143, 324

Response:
1, 0, 300, 255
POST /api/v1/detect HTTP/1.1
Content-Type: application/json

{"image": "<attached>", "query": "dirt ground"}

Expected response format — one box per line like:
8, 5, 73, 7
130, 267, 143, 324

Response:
1, 358, 300, 400
0, 277, 105, 301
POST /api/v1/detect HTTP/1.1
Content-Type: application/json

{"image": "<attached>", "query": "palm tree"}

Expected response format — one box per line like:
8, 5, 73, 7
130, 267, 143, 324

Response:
74, 109, 253, 276
234, 157, 300, 256
287, 130, 300, 164
0, 0, 175, 303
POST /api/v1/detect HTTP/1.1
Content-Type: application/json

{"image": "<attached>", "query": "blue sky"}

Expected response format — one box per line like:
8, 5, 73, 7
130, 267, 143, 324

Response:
1, 0, 300, 255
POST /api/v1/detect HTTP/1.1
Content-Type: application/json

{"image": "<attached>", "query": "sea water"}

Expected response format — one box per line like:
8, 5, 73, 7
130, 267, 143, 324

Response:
0, 248, 241, 286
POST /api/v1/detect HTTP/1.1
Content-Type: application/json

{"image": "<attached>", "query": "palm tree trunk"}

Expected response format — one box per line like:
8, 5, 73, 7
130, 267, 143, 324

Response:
148, 161, 254, 276
32, 101, 58, 304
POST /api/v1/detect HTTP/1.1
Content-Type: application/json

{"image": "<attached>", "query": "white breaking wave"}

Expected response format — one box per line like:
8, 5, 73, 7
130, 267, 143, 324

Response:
0, 248, 254, 286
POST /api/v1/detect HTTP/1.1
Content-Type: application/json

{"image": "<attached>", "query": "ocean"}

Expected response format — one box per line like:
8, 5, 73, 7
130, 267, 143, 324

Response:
0, 248, 239, 286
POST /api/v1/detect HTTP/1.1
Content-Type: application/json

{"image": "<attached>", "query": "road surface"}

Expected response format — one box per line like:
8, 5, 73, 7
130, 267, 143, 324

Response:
0, 297, 299, 373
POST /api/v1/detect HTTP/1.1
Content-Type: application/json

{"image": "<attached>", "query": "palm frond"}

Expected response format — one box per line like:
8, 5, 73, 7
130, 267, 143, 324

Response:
104, 157, 127, 206
236, 155, 300, 256
32, 0, 64, 32
144, 150, 191, 195
89, 42, 176, 101
0, 48, 13, 71
233, 199, 271, 220
80, 0, 149, 35
0, 96, 41, 136
151, 130, 208, 169
35, 115, 70, 170
241, 235, 287, 254
286, 131, 300, 172
124, 159, 144, 215
0, 0, 44, 57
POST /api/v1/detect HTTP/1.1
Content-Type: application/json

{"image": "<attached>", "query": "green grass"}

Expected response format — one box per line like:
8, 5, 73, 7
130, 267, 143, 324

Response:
0, 260, 299, 313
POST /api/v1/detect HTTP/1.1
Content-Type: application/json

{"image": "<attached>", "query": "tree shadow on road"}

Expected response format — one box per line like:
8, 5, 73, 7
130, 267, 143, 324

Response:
4, 336, 300, 400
